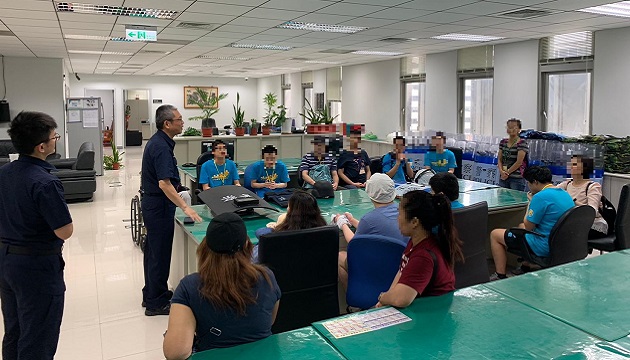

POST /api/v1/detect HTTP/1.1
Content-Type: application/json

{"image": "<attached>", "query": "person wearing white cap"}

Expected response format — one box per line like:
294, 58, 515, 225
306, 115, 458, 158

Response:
334, 173, 408, 289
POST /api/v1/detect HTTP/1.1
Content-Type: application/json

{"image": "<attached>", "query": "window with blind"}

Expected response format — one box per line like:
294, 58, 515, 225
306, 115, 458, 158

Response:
457, 46, 494, 138
540, 31, 593, 137
401, 56, 426, 133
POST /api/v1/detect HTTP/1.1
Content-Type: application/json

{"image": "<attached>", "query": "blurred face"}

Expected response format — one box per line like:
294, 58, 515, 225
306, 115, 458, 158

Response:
431, 136, 445, 151
263, 152, 277, 168
397, 200, 416, 237
313, 142, 326, 155
213, 143, 227, 159
506, 121, 520, 137
349, 133, 361, 148
567, 156, 584, 177
165, 110, 184, 135
394, 139, 405, 154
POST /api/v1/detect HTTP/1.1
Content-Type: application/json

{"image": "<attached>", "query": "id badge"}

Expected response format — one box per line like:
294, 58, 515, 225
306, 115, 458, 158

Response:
359, 168, 366, 175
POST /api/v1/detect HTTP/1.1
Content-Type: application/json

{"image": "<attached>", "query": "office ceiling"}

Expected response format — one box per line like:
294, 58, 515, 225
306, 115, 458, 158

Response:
0, 0, 628, 78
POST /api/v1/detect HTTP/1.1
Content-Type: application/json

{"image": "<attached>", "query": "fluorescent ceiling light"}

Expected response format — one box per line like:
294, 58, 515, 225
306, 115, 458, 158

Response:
196, 56, 252, 61
431, 33, 505, 42
54, 2, 178, 20
100, 61, 123, 64
69, 50, 134, 55
304, 60, 340, 64
276, 21, 367, 34
65, 34, 110, 41
577, 1, 630, 17
96, 67, 119, 70
351, 50, 404, 56
229, 43, 292, 51
179, 63, 220, 67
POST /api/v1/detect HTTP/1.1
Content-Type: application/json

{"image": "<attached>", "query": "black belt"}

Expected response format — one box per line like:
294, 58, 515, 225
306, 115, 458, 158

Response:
1, 243, 62, 256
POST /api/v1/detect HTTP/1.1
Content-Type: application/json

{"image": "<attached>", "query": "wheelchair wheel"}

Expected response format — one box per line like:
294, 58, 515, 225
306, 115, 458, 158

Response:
139, 234, 146, 252
130, 195, 141, 246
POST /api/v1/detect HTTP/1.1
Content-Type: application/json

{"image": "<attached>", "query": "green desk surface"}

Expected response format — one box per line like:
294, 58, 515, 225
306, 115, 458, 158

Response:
458, 179, 500, 192
190, 327, 346, 360
175, 189, 376, 245
485, 252, 630, 342
459, 186, 529, 211
312, 287, 619, 359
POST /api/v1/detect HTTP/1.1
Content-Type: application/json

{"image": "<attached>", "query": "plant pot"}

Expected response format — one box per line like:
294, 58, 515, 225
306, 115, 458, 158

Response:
235, 127, 246, 136
202, 127, 214, 137
306, 124, 337, 134
250, 127, 258, 136
112, 162, 120, 170
262, 126, 271, 135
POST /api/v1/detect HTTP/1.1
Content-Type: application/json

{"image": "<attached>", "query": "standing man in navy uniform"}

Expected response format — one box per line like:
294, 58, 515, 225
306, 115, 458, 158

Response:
0, 111, 74, 359
141, 104, 201, 316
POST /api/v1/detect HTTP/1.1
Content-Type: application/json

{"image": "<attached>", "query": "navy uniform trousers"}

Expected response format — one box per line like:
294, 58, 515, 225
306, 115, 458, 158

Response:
0, 247, 65, 359
141, 194, 176, 309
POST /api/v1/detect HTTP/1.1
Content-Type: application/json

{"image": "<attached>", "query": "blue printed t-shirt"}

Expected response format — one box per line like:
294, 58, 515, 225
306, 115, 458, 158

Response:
250, 160, 290, 197
171, 270, 281, 351
424, 149, 457, 173
356, 203, 408, 243
382, 152, 409, 184
451, 200, 464, 209
199, 159, 239, 187
525, 187, 574, 257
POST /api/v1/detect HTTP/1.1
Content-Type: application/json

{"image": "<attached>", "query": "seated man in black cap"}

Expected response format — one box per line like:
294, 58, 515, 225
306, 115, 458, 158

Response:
299, 136, 340, 190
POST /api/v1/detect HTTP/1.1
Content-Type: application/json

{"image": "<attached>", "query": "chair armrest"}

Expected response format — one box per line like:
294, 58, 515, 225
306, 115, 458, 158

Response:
508, 227, 544, 238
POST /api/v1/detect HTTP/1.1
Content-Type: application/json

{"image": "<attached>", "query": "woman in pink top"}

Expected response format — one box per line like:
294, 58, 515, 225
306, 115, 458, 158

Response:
556, 155, 608, 239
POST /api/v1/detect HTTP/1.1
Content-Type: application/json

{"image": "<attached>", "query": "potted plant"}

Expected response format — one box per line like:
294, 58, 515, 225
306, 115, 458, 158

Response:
262, 92, 277, 135
104, 139, 124, 170
187, 87, 228, 137
250, 118, 258, 136
300, 98, 337, 134
319, 102, 338, 133
233, 92, 245, 136
273, 105, 287, 130
182, 127, 202, 137
124, 104, 131, 130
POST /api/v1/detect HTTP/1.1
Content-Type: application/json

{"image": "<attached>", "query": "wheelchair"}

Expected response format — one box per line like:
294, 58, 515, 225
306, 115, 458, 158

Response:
130, 191, 146, 252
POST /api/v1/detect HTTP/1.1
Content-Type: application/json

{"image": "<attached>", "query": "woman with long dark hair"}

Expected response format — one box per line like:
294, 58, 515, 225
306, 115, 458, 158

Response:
376, 190, 463, 308
163, 213, 280, 359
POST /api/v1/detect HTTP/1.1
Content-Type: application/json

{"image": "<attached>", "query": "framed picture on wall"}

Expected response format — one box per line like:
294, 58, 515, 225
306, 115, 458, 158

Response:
184, 86, 219, 109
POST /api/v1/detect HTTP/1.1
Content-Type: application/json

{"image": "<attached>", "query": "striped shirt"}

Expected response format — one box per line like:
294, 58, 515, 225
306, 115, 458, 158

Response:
299, 152, 337, 173
499, 138, 528, 178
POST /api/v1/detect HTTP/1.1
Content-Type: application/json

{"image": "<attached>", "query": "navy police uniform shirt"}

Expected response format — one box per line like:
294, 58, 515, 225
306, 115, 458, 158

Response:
0, 155, 72, 250
141, 130, 180, 196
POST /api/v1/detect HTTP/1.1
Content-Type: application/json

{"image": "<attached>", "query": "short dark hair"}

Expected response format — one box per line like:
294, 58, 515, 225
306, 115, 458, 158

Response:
429, 172, 460, 201
523, 166, 552, 184
261, 144, 278, 158
393, 135, 405, 145
572, 155, 594, 179
8, 111, 57, 155
212, 139, 226, 151
155, 104, 177, 130
507, 118, 522, 129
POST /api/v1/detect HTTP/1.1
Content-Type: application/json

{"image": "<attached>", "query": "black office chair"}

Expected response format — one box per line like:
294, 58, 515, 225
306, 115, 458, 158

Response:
508, 205, 595, 268
369, 156, 383, 174
446, 146, 463, 179
588, 184, 630, 253
258, 225, 340, 333
452, 201, 489, 288
194, 152, 214, 204
48, 141, 95, 170
200, 140, 235, 160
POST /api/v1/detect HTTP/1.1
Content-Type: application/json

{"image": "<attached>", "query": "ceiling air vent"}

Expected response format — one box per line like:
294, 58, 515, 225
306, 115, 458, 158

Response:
0, 31, 14, 37
496, 8, 554, 19
139, 50, 169, 54
379, 37, 416, 43
290, 57, 309, 61
318, 49, 353, 54
176, 22, 217, 30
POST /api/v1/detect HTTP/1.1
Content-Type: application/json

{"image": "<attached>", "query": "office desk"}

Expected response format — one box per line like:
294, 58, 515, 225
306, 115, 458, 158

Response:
486, 251, 630, 342
190, 327, 345, 360
312, 287, 617, 359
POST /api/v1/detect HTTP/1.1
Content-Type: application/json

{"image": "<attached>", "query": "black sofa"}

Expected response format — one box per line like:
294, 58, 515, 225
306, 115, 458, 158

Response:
49, 142, 97, 202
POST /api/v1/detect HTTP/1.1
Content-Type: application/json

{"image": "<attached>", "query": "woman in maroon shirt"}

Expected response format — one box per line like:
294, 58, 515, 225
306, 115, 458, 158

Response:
377, 190, 463, 308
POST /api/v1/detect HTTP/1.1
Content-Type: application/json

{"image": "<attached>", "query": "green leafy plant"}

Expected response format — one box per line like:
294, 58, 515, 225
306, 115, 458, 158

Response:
250, 118, 258, 126
263, 92, 278, 127
111, 140, 124, 164
103, 155, 115, 170
232, 92, 245, 128
273, 105, 287, 127
182, 127, 202, 136
299, 98, 323, 124
187, 87, 228, 128
319, 102, 338, 125
104, 139, 125, 170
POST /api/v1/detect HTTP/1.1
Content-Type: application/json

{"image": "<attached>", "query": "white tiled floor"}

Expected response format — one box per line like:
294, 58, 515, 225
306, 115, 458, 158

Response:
1, 145, 168, 359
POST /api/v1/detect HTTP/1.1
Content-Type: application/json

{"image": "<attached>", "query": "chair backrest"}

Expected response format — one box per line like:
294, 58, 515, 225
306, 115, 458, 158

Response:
73, 141, 95, 170
614, 184, 630, 250
243, 163, 257, 191
548, 205, 595, 266
446, 146, 463, 179
452, 201, 489, 289
346, 235, 406, 310
258, 225, 340, 333
369, 156, 383, 174
195, 152, 215, 193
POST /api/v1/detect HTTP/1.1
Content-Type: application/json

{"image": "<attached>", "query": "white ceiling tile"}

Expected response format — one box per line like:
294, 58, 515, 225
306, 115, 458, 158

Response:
532, 11, 600, 24
240, 8, 307, 21
354, 27, 413, 37
449, 2, 523, 16
541, 0, 615, 11
1, 10, 57, 21
226, 16, 285, 28
499, 29, 547, 38
294, 13, 355, 24
185, 3, 254, 16
173, 13, 236, 24
316, 3, 387, 17
120, 0, 191, 11
570, 16, 630, 28
398, 0, 479, 11
338, 17, 398, 28
261, 0, 333, 12
0, 0, 56, 11
482, 0, 549, 5
114, 17, 174, 27
57, 13, 117, 24
454, 16, 513, 27
60, 21, 114, 31
243, 34, 296, 42
425, 24, 477, 33
216, 24, 268, 35
415, 12, 477, 24
381, 20, 443, 31
489, 20, 548, 30
159, 33, 204, 41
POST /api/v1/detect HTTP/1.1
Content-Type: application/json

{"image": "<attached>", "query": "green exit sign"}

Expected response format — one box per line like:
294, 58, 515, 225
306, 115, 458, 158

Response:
125, 26, 157, 42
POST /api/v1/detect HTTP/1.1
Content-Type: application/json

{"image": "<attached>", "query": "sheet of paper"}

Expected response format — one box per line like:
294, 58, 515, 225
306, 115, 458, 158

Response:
68, 109, 81, 123
82, 109, 99, 128
322, 307, 412, 339
68, 99, 82, 108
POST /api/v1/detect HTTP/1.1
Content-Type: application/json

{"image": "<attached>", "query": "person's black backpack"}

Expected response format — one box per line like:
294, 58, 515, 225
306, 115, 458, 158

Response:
585, 181, 617, 235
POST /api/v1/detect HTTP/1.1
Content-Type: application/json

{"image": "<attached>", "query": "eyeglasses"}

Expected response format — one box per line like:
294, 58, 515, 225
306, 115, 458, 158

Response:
168, 118, 184, 123
51, 133, 61, 141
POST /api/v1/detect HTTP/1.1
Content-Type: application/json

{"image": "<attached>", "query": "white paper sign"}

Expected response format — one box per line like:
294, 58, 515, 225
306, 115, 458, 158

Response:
82, 109, 99, 128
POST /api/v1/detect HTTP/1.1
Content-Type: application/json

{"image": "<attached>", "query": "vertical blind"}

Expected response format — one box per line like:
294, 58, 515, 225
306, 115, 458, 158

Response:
326, 67, 342, 101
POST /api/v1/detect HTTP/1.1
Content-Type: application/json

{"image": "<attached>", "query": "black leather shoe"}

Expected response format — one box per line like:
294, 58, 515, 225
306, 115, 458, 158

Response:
142, 290, 172, 308
141, 301, 146, 308
145, 303, 170, 316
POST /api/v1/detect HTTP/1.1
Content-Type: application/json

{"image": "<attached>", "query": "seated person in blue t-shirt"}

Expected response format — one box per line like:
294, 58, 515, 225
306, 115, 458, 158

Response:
337, 126, 371, 188
424, 132, 456, 174
199, 140, 240, 189
429, 172, 464, 209
249, 145, 290, 197
489, 166, 574, 280
382, 135, 415, 184
333, 173, 408, 289
163, 213, 280, 358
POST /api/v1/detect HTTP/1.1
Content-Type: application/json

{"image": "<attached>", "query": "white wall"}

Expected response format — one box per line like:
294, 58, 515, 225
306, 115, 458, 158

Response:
70, 74, 258, 147
425, 51, 458, 133
342, 59, 400, 139
0, 57, 66, 156
593, 26, 630, 136
493, 40, 539, 135
288, 72, 302, 126
256, 75, 281, 121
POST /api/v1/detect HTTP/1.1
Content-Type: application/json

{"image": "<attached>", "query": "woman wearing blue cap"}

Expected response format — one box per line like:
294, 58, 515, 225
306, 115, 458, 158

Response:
163, 212, 281, 359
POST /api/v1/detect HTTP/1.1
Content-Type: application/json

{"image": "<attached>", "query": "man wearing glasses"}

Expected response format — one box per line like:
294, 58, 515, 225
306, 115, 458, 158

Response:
0, 111, 73, 359
141, 105, 201, 316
